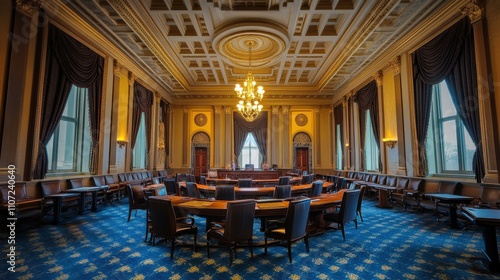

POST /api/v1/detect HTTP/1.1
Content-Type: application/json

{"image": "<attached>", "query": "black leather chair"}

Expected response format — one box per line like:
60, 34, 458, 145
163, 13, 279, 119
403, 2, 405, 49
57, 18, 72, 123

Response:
278, 176, 291, 185
264, 197, 311, 262
274, 185, 292, 199
39, 180, 80, 223
324, 189, 360, 240
126, 184, 147, 222
148, 197, 198, 259
185, 182, 201, 198
310, 180, 323, 197
238, 178, 253, 188
357, 186, 366, 222
215, 186, 236, 200
163, 178, 177, 195
207, 199, 256, 266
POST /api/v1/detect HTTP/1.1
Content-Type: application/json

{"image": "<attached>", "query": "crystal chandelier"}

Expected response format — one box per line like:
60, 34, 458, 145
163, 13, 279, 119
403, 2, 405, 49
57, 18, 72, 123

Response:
235, 41, 264, 122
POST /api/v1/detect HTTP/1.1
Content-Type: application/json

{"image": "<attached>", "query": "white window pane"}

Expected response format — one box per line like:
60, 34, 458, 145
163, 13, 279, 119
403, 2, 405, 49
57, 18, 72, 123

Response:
442, 120, 458, 171
439, 82, 457, 118
133, 113, 146, 169
57, 121, 76, 170
464, 127, 475, 171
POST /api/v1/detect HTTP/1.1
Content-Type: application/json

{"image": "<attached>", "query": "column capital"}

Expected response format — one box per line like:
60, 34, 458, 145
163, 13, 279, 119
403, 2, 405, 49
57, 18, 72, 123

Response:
224, 106, 232, 114
281, 106, 289, 114
15, 0, 42, 17
374, 70, 383, 86
388, 56, 401, 76
113, 60, 123, 77
183, 106, 189, 113
460, 0, 482, 24
128, 72, 136, 86
271, 106, 280, 115
214, 105, 223, 114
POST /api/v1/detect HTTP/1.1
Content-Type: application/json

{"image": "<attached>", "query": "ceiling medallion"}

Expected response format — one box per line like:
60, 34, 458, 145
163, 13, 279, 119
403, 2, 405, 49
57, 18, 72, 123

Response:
295, 114, 308, 126
194, 113, 207, 126
212, 20, 289, 69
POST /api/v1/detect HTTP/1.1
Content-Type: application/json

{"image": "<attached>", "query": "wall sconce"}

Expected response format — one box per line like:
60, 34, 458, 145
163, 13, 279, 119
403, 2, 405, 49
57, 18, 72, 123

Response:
345, 143, 350, 150
117, 139, 128, 149
383, 138, 397, 149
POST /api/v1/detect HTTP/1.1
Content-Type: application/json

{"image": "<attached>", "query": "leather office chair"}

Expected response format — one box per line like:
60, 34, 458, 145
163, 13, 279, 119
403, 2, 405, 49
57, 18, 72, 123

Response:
207, 199, 256, 266
92, 175, 120, 202
148, 197, 198, 259
39, 180, 80, 221
163, 178, 177, 195
310, 180, 323, 197
185, 182, 201, 198
186, 174, 196, 182
199, 175, 207, 185
264, 197, 311, 262
324, 189, 360, 240
278, 176, 291, 186
273, 185, 292, 199
126, 184, 147, 222
0, 182, 43, 234
104, 175, 124, 199
357, 186, 366, 222
477, 184, 500, 209
238, 178, 253, 188
402, 178, 423, 210
215, 186, 236, 200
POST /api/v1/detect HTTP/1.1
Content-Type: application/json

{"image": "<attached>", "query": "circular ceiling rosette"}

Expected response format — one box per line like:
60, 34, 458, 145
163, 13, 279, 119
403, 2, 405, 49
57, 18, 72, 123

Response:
212, 20, 289, 69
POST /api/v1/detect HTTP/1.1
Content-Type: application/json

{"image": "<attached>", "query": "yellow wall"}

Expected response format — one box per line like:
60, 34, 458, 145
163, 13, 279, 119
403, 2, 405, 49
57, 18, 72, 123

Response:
291, 111, 314, 138
487, 0, 500, 162
382, 68, 397, 140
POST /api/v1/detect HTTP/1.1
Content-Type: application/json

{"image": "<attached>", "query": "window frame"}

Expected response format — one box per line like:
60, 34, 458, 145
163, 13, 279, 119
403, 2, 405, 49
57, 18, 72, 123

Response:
46, 86, 90, 175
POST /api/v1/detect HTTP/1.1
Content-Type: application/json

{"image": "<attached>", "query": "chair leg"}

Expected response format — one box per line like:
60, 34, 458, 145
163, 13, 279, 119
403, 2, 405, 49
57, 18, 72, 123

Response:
287, 242, 292, 263
305, 236, 309, 252
170, 239, 175, 259
127, 209, 132, 222
264, 237, 268, 254
249, 239, 253, 258
207, 238, 211, 258
193, 232, 197, 252
229, 244, 234, 266
341, 224, 346, 241
354, 219, 358, 229
358, 210, 364, 222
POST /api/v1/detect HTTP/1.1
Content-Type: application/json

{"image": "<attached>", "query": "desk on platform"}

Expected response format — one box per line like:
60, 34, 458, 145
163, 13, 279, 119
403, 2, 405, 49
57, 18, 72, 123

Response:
205, 177, 302, 187
215, 170, 283, 180
180, 182, 333, 199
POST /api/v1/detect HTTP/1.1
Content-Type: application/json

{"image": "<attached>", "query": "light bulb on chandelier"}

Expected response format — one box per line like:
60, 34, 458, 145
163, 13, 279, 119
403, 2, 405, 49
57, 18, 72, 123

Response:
235, 40, 265, 122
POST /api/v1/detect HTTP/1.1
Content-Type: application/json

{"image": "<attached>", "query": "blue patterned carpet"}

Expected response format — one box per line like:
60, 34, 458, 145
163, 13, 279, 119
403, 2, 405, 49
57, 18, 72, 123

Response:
2, 197, 500, 279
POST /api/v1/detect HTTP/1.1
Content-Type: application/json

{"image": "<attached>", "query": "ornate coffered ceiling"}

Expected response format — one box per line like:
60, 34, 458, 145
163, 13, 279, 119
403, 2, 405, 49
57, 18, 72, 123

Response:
62, 0, 446, 103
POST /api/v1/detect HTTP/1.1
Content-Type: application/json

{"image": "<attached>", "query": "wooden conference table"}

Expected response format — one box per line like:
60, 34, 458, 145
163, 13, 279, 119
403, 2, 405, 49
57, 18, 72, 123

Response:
151, 189, 348, 232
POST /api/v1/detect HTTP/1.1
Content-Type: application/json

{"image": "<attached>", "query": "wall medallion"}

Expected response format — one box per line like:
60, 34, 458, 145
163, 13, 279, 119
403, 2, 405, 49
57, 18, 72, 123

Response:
194, 113, 207, 126
295, 114, 308, 126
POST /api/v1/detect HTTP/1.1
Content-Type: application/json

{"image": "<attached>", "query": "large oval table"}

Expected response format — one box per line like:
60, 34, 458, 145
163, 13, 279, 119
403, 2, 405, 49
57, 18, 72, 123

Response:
151, 188, 348, 234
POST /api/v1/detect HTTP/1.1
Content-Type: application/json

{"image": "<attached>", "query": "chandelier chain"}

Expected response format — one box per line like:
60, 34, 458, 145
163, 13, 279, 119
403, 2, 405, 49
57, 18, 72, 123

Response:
235, 40, 265, 122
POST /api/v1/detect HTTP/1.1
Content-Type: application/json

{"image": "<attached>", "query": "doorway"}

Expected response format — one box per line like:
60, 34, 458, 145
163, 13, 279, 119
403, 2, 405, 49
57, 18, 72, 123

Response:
295, 147, 309, 174
194, 147, 207, 178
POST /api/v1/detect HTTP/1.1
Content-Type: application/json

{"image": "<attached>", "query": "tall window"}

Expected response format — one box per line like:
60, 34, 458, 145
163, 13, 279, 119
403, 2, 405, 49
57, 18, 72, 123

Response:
46, 86, 90, 173
336, 124, 343, 169
133, 112, 147, 169
426, 81, 474, 175
364, 110, 379, 171
239, 133, 262, 168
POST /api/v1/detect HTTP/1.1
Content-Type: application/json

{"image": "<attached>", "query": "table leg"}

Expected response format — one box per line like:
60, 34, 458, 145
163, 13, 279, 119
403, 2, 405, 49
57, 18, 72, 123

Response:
482, 225, 500, 272
53, 198, 62, 225
91, 191, 98, 212
78, 194, 85, 215
448, 204, 459, 228
377, 189, 392, 208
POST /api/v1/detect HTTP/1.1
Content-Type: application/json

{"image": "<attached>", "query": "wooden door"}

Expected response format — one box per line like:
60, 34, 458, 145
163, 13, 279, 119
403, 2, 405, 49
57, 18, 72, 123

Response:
295, 147, 309, 174
194, 147, 207, 179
